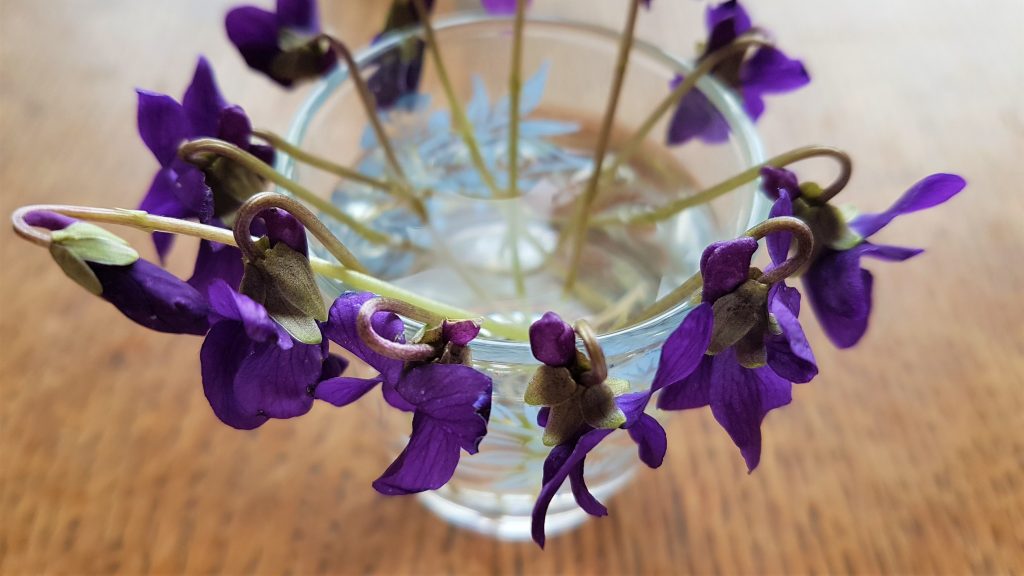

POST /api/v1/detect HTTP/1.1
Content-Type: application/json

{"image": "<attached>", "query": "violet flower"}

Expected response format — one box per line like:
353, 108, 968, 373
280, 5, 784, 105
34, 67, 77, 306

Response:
480, 0, 530, 14
528, 308, 712, 547
26, 211, 209, 335
366, 0, 435, 110
667, 0, 809, 145
764, 167, 966, 348
657, 237, 818, 471
316, 292, 492, 495
225, 0, 335, 87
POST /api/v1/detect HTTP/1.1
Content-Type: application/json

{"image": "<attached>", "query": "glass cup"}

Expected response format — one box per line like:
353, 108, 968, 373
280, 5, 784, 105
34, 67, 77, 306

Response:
280, 13, 767, 540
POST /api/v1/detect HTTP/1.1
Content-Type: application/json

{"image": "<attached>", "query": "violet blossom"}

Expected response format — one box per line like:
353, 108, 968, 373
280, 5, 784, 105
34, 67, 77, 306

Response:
667, 0, 809, 146
315, 292, 492, 495
25, 210, 209, 335
528, 308, 712, 547
226, 0, 335, 87
763, 167, 967, 348
366, 0, 435, 110
657, 237, 818, 471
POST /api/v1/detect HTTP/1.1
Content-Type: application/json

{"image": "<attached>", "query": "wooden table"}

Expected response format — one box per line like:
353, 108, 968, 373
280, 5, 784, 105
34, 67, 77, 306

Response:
2, 1, 1021, 573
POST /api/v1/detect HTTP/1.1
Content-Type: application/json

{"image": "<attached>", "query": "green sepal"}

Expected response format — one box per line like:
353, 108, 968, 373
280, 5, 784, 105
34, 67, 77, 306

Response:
581, 384, 627, 430
240, 242, 327, 345
49, 243, 103, 295
204, 157, 266, 216
708, 279, 769, 355
524, 365, 578, 406
50, 222, 139, 266
604, 377, 630, 396
270, 34, 332, 84
542, 396, 584, 447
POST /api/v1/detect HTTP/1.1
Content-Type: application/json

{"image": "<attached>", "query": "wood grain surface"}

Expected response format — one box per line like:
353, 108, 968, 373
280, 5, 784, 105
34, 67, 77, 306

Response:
2, 1, 1022, 574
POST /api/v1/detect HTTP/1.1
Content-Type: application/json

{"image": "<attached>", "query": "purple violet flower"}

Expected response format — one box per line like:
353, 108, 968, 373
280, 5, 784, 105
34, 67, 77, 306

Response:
480, 0, 530, 14
366, 0, 436, 110
25, 211, 210, 335
667, 0, 809, 146
316, 292, 493, 495
657, 237, 818, 471
764, 168, 967, 348
528, 308, 712, 547
225, 0, 336, 87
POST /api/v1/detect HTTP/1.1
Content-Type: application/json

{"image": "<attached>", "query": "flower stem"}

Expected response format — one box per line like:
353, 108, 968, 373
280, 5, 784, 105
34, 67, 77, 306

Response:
179, 138, 404, 249
561, 0, 642, 293
411, 0, 503, 199
591, 145, 852, 227
357, 297, 444, 362
504, 0, 529, 297
11, 203, 529, 341
573, 319, 607, 386
602, 36, 773, 179
253, 129, 392, 192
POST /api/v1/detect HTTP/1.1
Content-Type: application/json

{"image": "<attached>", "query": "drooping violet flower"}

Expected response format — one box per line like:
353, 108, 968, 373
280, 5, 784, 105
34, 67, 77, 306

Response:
657, 237, 818, 471
25, 211, 210, 335
315, 292, 492, 494
480, 0, 530, 14
764, 167, 967, 348
365, 0, 435, 110
225, 0, 336, 87
667, 1, 809, 145
527, 308, 712, 547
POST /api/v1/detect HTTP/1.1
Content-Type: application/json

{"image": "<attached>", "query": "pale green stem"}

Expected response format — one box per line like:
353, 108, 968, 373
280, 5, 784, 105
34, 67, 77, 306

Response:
11, 203, 529, 341
562, 0, 642, 293
592, 145, 852, 227
252, 129, 392, 192
504, 0, 529, 297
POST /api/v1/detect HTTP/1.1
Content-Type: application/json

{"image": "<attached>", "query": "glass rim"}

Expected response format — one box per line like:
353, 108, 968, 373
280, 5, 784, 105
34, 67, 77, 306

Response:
281, 12, 768, 360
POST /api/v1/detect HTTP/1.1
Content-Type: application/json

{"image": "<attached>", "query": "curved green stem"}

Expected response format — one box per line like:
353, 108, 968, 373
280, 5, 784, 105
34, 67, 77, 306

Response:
562, 0, 643, 292
11, 203, 529, 341
592, 145, 852, 227
253, 129, 392, 192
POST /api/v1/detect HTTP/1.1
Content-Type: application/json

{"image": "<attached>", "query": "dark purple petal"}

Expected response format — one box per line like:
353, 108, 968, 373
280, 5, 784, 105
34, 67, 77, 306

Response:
531, 428, 613, 548
315, 376, 381, 407
207, 279, 284, 345
706, 1, 751, 40
323, 292, 405, 380
233, 338, 321, 419
216, 105, 256, 151
277, 0, 319, 30
861, 243, 923, 262
766, 190, 794, 266
537, 406, 550, 427
173, 168, 215, 223
367, 41, 426, 111
803, 246, 872, 349
442, 319, 481, 347
182, 56, 227, 138
628, 413, 667, 468
90, 259, 210, 335
666, 80, 731, 146
188, 241, 244, 295
850, 174, 966, 238
201, 322, 269, 429
396, 363, 492, 453
249, 143, 276, 166
760, 166, 801, 201
741, 89, 766, 122
765, 284, 817, 383
656, 353, 714, 410
136, 90, 189, 167
480, 0, 527, 14
225, 6, 283, 81
373, 412, 462, 495
651, 303, 714, 392
740, 47, 810, 94
258, 208, 308, 255
568, 463, 607, 517
320, 353, 348, 380
529, 311, 577, 367
700, 237, 759, 303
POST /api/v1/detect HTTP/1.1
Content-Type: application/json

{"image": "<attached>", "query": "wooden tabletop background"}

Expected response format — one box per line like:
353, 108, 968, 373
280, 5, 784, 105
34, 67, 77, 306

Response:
2, 1, 1022, 574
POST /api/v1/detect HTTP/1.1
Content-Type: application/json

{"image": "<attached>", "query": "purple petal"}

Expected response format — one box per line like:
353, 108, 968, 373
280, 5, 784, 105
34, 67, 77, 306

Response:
481, 0, 528, 14
207, 279, 283, 345
531, 428, 613, 548
803, 246, 873, 349
182, 56, 227, 138
249, 143, 276, 165
320, 353, 348, 380
216, 105, 255, 150
706, 1, 751, 39
529, 311, 577, 367
760, 166, 801, 200
136, 90, 188, 167
323, 292, 405, 381
277, 0, 319, 30
537, 406, 550, 427
700, 237, 759, 303
314, 376, 382, 407
225, 6, 282, 81
442, 319, 481, 347
395, 363, 492, 453
373, 413, 461, 495
233, 338, 321, 419
367, 41, 426, 111
173, 168, 214, 223
666, 81, 731, 146
766, 190, 794, 266
568, 463, 607, 517
188, 241, 244, 295
23, 210, 76, 231
258, 207, 308, 255
765, 284, 817, 383
656, 353, 714, 410
740, 47, 810, 94
850, 174, 966, 238
862, 243, 924, 262
651, 303, 714, 392
741, 89, 766, 121
201, 322, 269, 429
90, 259, 210, 335
627, 413, 667, 468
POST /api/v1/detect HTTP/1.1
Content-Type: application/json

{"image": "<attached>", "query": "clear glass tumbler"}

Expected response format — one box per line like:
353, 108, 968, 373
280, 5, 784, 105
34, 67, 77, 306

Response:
280, 13, 767, 540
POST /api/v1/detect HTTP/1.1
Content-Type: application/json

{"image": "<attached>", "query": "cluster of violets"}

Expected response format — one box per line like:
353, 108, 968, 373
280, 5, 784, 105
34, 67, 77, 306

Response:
14, 0, 966, 549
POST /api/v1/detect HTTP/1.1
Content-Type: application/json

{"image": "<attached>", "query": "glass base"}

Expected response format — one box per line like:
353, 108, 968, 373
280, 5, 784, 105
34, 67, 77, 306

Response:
417, 466, 636, 541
